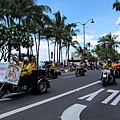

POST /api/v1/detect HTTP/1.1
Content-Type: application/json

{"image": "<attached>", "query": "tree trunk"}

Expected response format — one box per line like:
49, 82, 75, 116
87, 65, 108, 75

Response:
47, 39, 50, 61
53, 42, 56, 62
37, 30, 41, 66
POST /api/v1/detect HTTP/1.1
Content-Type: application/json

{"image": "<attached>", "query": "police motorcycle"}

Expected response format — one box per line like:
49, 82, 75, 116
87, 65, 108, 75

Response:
0, 62, 50, 99
75, 66, 86, 77
100, 67, 116, 87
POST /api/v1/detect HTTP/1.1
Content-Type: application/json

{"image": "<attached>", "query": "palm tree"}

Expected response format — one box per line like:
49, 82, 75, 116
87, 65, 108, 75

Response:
97, 33, 119, 60
11, 0, 51, 60
6, 0, 51, 60
86, 42, 92, 53
62, 23, 79, 61
93, 45, 101, 59
113, 0, 120, 11
45, 11, 67, 62
98, 34, 110, 60
26, 12, 51, 64
0, 0, 34, 61
107, 33, 120, 61
74, 45, 83, 59
62, 38, 79, 60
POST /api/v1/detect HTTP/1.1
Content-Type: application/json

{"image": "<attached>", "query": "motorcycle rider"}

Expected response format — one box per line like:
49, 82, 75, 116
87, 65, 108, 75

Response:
50, 60, 55, 77
116, 60, 120, 72
103, 59, 114, 70
118, 60, 120, 65
30, 55, 38, 91
31, 55, 38, 70
79, 61, 84, 68
78, 61, 86, 75
12, 56, 32, 88
102, 59, 116, 84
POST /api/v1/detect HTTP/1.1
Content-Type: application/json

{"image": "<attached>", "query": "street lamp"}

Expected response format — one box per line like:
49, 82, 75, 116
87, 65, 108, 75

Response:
76, 19, 94, 60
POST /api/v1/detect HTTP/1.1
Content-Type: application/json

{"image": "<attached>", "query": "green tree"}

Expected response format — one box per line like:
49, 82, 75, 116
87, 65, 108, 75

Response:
74, 44, 83, 59
113, 0, 120, 11
63, 23, 79, 61
45, 11, 67, 62
86, 42, 92, 53
94, 33, 120, 61
0, 0, 52, 62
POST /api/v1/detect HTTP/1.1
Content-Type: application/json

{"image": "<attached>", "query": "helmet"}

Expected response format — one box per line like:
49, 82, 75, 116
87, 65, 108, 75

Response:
108, 59, 111, 61
107, 59, 112, 63
80, 61, 83, 64
23, 57, 29, 61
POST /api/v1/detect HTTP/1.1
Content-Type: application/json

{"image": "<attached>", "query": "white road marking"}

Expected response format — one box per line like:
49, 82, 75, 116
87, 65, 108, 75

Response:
101, 89, 119, 104
111, 94, 120, 106
61, 104, 87, 120
0, 81, 100, 119
78, 88, 105, 101
0, 98, 12, 101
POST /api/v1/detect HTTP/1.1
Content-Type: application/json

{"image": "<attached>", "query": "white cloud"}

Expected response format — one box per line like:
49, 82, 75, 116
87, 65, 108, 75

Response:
10, 41, 53, 62
8, 29, 120, 62
72, 34, 98, 49
116, 17, 120, 25
2, 27, 120, 62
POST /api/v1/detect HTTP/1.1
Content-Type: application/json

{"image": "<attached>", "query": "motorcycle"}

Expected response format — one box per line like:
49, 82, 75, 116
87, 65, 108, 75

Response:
75, 67, 86, 77
114, 64, 120, 78
100, 68, 116, 87
0, 64, 50, 99
114, 69, 120, 78
40, 64, 60, 79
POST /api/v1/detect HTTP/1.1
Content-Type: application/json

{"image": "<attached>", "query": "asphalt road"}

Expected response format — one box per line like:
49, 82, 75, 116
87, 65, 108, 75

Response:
0, 70, 120, 120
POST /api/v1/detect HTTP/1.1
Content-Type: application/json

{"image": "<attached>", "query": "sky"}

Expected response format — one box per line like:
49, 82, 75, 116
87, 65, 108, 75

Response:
13, 0, 120, 62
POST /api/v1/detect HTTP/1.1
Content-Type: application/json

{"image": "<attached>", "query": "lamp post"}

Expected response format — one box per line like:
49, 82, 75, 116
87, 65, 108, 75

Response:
76, 19, 94, 60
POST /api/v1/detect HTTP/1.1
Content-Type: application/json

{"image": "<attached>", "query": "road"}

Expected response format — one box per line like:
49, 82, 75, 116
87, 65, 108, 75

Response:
0, 70, 120, 120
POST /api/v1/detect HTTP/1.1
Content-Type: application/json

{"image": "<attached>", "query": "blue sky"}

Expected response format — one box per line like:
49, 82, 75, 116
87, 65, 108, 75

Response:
35, 0, 120, 61
17, 0, 120, 62
37, 0, 120, 35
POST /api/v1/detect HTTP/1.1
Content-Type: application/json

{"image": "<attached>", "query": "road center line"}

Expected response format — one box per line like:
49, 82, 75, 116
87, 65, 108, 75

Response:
0, 81, 100, 119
